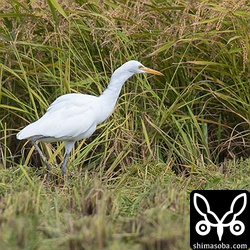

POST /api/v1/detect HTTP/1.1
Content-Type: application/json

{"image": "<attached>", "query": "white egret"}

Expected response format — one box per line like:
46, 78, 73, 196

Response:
17, 60, 163, 176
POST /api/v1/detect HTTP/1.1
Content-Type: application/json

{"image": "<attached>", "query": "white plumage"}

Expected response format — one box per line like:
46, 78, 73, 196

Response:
18, 94, 100, 141
17, 60, 163, 176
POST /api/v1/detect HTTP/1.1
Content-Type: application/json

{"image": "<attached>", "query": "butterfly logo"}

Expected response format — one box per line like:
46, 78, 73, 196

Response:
193, 193, 247, 241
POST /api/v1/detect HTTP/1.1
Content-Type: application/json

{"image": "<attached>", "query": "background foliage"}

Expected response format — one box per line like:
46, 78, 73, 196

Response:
0, 0, 250, 249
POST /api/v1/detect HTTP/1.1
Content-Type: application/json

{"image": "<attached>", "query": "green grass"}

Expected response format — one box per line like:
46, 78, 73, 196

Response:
0, 160, 249, 249
0, 0, 250, 248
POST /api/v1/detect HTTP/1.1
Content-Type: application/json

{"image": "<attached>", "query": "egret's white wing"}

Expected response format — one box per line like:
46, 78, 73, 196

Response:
17, 93, 100, 141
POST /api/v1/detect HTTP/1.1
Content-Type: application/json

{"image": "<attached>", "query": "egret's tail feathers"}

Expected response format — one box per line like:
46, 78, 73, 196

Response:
16, 122, 40, 140
16, 128, 31, 140
16, 131, 23, 140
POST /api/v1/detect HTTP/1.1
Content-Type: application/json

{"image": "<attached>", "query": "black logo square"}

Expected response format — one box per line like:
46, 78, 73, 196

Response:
190, 190, 249, 250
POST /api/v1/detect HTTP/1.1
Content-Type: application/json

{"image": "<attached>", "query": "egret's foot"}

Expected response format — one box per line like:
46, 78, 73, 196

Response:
44, 162, 52, 181
45, 171, 51, 182
61, 152, 69, 177
32, 137, 52, 181
61, 165, 66, 176
60, 168, 70, 186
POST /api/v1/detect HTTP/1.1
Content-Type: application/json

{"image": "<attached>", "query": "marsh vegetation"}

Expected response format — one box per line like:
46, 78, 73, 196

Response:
0, 0, 250, 249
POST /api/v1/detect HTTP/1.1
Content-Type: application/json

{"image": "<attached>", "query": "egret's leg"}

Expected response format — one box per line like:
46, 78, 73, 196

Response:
31, 136, 51, 172
61, 141, 75, 176
61, 152, 70, 176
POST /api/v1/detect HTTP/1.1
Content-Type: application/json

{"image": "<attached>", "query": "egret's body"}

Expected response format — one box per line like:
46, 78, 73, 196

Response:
17, 60, 163, 176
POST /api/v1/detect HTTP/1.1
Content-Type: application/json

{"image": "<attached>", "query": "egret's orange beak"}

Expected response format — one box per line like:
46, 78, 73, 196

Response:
139, 66, 164, 76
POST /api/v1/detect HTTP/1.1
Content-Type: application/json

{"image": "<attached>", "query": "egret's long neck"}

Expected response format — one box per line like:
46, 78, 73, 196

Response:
97, 67, 134, 123
100, 67, 134, 101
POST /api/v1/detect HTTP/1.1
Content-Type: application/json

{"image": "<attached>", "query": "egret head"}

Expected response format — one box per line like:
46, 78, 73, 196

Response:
110, 60, 163, 86
122, 60, 163, 76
